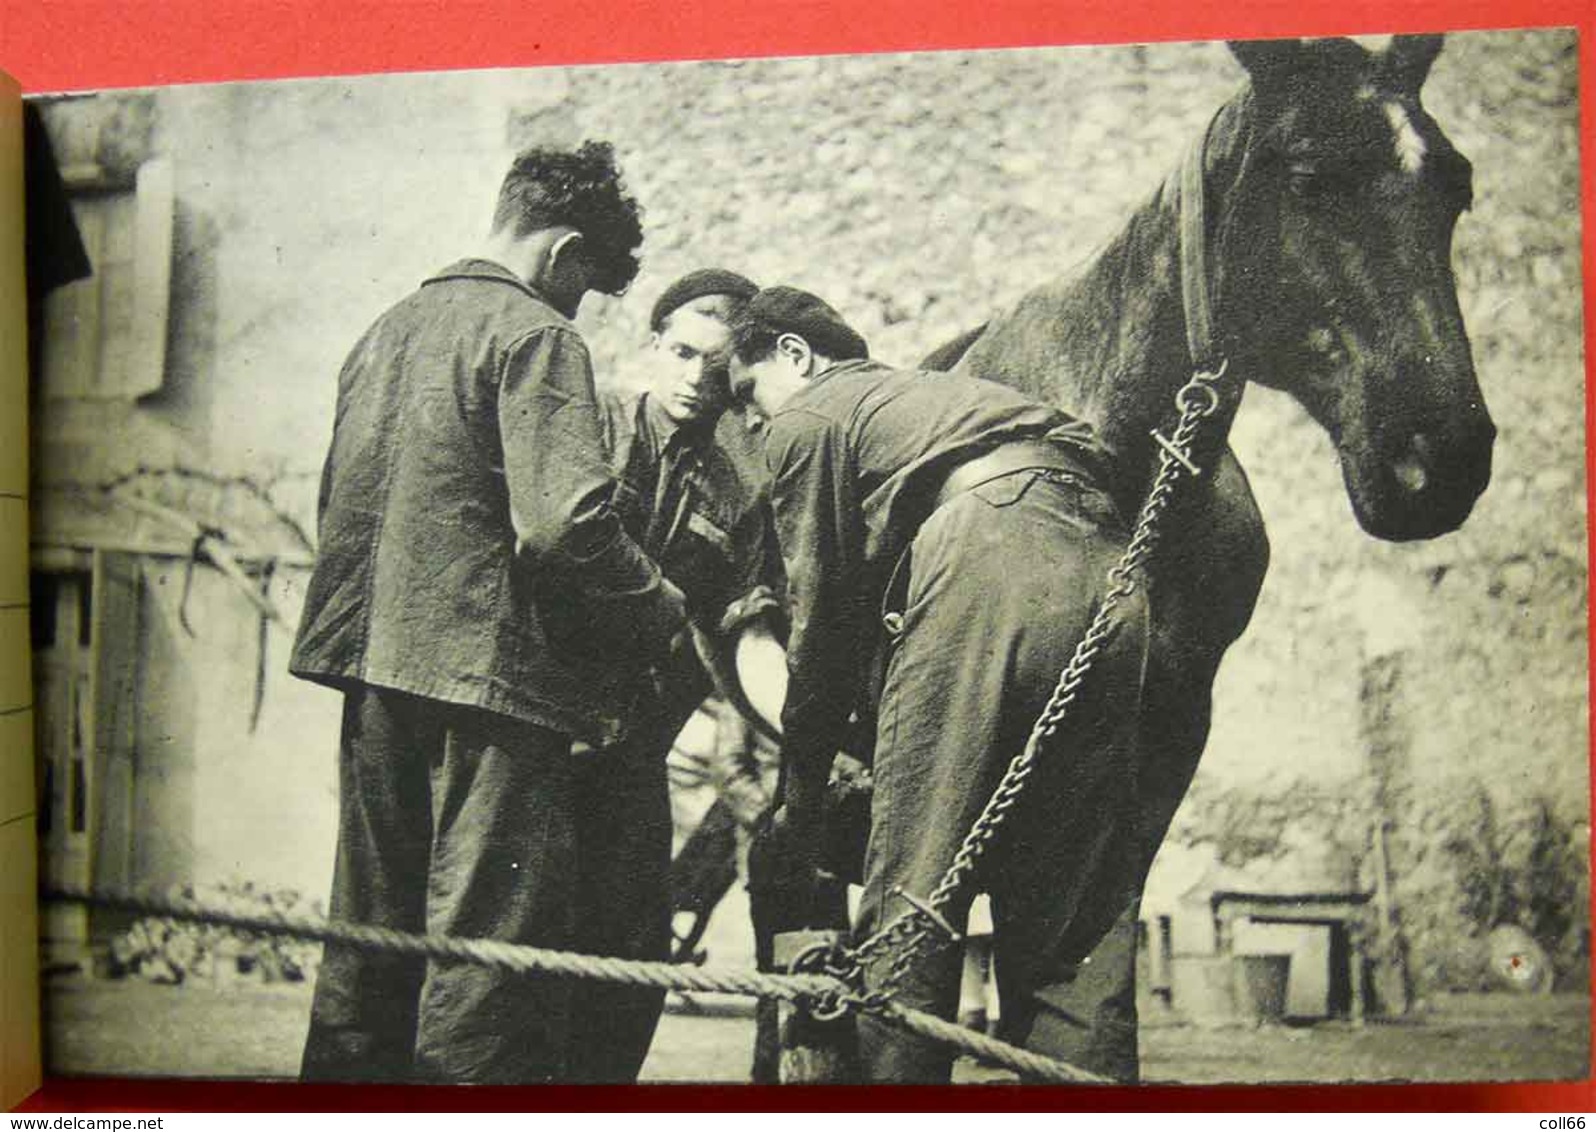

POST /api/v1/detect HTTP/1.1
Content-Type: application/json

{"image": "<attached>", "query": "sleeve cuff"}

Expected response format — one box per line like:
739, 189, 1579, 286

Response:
717, 584, 783, 637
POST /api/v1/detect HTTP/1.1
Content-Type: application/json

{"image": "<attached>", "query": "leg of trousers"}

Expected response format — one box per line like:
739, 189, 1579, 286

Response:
299, 687, 430, 1084
564, 733, 675, 1083
854, 471, 1150, 1083
300, 684, 579, 1085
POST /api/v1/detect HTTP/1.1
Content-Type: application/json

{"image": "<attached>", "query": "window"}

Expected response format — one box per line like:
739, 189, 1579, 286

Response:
39, 158, 174, 401
32, 553, 142, 939
32, 567, 93, 847
30, 572, 58, 649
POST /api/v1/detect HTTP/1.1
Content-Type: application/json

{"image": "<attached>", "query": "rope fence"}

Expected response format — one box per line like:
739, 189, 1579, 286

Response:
43, 884, 1107, 1085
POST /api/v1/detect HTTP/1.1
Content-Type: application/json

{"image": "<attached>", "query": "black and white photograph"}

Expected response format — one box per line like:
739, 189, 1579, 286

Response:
22, 26, 1589, 1086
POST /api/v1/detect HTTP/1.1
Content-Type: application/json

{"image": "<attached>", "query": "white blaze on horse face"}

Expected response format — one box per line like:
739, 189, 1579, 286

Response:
1383, 100, 1428, 176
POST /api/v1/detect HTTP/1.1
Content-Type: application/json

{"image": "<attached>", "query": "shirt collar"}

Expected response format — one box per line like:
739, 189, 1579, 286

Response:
778, 357, 883, 417
640, 391, 719, 456
811, 357, 879, 385
421, 258, 562, 310
639, 392, 682, 454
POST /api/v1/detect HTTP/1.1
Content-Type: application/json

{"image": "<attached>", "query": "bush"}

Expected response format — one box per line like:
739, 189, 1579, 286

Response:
1166, 776, 1588, 995
103, 881, 323, 987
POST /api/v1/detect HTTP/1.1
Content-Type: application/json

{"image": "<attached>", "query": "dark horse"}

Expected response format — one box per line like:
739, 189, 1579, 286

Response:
920, 32, 1493, 1066
752, 35, 1494, 1082
930, 30, 1491, 882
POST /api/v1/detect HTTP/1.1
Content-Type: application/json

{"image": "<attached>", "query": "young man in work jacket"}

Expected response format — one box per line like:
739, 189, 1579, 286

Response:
289, 143, 687, 1085
572, 268, 788, 1081
598, 268, 789, 734
728, 286, 1153, 1083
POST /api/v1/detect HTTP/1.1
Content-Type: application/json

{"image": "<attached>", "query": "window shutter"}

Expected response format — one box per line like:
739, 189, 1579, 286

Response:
40, 157, 174, 400
123, 157, 173, 398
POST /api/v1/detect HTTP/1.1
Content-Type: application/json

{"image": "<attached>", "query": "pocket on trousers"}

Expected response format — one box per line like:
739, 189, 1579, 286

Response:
971, 467, 1123, 536
970, 468, 1052, 508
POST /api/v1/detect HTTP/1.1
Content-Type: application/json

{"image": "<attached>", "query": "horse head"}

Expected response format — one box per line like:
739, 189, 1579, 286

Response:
1218, 35, 1495, 541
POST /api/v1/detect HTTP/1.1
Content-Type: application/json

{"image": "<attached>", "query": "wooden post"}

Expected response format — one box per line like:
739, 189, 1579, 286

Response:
1348, 938, 1367, 1026
1355, 572, 1422, 1018
768, 930, 860, 1083
1372, 821, 1396, 943
746, 818, 853, 1083
1369, 817, 1413, 1014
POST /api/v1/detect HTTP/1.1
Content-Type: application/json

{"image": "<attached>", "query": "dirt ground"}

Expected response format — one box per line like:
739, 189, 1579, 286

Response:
42, 972, 1589, 1087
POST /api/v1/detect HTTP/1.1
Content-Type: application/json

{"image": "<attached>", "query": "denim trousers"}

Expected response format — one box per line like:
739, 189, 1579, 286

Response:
299, 683, 671, 1084
855, 468, 1157, 1083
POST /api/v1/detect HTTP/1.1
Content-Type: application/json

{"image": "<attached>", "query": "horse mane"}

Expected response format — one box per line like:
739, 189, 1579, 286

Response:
919, 322, 987, 371
916, 84, 1258, 468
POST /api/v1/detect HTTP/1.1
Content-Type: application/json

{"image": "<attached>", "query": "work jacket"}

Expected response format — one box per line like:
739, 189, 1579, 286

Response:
290, 259, 683, 746
763, 358, 1110, 775
598, 390, 783, 640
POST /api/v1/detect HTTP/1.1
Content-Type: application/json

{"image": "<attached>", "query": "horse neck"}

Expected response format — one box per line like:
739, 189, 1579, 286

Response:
1055, 95, 1254, 492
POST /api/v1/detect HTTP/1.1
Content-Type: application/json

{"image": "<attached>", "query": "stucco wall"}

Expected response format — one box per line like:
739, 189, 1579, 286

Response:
125, 563, 337, 895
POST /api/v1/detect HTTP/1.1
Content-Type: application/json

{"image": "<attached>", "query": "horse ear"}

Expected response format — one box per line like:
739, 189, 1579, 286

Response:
1383, 34, 1445, 91
1228, 37, 1304, 94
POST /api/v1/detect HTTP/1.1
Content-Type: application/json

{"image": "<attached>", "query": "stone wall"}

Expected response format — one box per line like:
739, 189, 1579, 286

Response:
32, 29, 1587, 978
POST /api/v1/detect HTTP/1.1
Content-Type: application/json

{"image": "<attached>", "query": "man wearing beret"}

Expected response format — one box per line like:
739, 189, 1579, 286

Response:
290, 143, 687, 1085
598, 267, 788, 735
569, 268, 789, 1081
728, 286, 1153, 1083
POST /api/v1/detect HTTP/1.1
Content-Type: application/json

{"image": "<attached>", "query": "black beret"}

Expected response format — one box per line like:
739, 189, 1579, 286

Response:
650, 268, 759, 332
742, 286, 870, 361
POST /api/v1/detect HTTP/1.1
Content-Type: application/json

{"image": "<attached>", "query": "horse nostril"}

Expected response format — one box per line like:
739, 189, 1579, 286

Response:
1394, 457, 1429, 493
1393, 433, 1433, 494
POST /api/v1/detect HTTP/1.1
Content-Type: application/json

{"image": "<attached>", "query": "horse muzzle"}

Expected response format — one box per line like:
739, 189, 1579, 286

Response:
1350, 415, 1496, 541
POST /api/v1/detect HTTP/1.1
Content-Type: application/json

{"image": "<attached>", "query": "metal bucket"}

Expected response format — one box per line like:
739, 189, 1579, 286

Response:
1233, 953, 1292, 1022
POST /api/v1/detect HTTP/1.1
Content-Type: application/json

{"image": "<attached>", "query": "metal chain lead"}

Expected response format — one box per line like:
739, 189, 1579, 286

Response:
846, 360, 1230, 1000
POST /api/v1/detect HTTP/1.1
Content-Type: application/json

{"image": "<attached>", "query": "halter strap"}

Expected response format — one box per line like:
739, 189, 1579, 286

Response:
1178, 113, 1222, 371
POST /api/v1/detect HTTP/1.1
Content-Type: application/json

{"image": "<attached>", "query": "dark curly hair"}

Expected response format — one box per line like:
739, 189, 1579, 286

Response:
491, 140, 644, 296
728, 317, 783, 367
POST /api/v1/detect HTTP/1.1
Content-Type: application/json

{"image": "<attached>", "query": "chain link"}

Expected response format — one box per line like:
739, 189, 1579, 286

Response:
845, 359, 1232, 995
